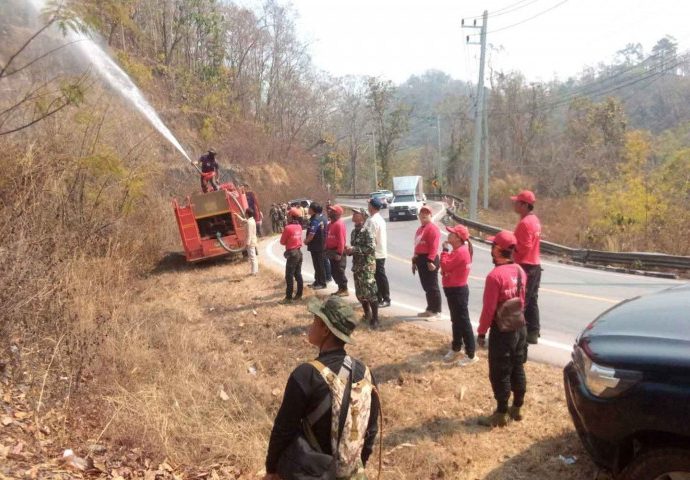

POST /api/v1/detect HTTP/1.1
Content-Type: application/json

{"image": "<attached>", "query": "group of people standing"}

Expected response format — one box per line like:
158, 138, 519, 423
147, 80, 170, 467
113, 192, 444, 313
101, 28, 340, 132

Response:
278, 198, 392, 331
263, 189, 542, 479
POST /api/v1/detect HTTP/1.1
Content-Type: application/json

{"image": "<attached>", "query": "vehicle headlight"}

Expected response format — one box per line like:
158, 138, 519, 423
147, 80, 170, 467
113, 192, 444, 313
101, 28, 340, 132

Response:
573, 346, 642, 398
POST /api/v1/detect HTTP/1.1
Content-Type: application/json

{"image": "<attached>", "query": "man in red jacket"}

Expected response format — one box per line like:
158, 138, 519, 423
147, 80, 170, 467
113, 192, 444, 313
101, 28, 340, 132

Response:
476, 230, 528, 428
325, 204, 349, 297
279, 208, 304, 304
412, 205, 441, 318
512, 190, 542, 345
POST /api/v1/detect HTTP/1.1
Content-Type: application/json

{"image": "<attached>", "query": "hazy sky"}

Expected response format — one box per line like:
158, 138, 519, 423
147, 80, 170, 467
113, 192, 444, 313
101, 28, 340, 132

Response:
282, 0, 690, 84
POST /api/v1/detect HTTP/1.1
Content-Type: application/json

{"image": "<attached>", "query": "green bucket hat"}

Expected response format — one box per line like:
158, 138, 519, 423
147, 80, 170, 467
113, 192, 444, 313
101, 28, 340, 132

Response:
308, 297, 357, 344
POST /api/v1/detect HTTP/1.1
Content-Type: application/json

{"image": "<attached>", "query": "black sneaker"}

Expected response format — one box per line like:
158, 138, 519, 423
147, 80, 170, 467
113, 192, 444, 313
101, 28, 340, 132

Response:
527, 331, 539, 344
312, 284, 326, 290
379, 300, 391, 308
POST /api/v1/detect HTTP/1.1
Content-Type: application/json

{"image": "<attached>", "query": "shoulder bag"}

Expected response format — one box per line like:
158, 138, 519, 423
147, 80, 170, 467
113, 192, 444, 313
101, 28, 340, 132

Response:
495, 266, 526, 333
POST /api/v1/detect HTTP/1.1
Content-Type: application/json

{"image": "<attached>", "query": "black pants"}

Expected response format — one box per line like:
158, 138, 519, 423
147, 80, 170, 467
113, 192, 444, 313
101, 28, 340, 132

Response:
328, 251, 348, 290
520, 264, 542, 333
443, 286, 474, 357
415, 255, 441, 313
310, 250, 326, 287
488, 326, 527, 413
375, 258, 391, 303
324, 256, 332, 282
284, 249, 303, 298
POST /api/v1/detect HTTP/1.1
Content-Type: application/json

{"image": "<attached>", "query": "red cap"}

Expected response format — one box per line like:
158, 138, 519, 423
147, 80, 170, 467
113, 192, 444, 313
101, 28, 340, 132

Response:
510, 190, 536, 205
446, 225, 469, 241
486, 230, 517, 250
327, 204, 344, 216
288, 207, 302, 218
419, 205, 433, 215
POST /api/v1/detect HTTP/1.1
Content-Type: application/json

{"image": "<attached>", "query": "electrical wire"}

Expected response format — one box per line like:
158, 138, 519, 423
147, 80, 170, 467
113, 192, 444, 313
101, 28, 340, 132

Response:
464, 0, 538, 21
468, 0, 570, 37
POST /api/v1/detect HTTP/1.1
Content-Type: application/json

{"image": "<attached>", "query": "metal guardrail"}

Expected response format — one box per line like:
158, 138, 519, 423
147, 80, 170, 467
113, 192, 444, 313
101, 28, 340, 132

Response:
445, 209, 690, 272
337, 191, 690, 272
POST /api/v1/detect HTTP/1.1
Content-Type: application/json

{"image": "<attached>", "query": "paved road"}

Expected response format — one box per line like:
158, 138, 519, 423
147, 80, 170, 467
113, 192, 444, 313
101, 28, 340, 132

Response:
264, 199, 685, 366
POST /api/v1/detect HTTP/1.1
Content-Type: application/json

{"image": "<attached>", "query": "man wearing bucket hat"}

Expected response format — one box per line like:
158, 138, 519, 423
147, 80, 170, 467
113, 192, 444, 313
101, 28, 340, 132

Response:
346, 208, 379, 329
511, 190, 542, 345
476, 230, 528, 427
412, 205, 442, 318
440, 224, 477, 366
265, 296, 380, 480
325, 204, 349, 296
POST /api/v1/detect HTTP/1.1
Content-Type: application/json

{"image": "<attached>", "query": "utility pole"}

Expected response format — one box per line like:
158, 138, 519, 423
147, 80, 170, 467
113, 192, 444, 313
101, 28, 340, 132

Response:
463, 10, 487, 220
482, 86, 490, 209
437, 114, 442, 193
371, 130, 378, 190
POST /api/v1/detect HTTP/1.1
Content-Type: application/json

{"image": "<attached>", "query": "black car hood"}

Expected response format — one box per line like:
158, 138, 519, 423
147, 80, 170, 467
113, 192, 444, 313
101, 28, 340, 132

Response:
579, 284, 690, 371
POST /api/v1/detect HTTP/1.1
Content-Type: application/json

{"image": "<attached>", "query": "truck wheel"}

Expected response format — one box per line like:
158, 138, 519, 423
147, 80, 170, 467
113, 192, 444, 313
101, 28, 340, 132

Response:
619, 448, 690, 480
390, 216, 396, 222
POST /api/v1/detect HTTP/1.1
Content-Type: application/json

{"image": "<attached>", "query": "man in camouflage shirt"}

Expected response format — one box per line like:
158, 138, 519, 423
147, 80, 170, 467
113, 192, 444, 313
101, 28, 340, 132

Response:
346, 208, 379, 329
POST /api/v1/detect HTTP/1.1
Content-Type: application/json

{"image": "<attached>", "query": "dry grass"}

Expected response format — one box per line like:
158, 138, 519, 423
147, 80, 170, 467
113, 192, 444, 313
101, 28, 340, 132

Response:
52, 255, 597, 479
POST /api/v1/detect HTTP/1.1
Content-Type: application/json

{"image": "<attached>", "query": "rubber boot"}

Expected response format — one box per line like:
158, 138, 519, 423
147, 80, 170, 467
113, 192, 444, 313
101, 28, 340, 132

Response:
508, 405, 523, 421
369, 300, 380, 330
360, 300, 372, 323
478, 410, 509, 427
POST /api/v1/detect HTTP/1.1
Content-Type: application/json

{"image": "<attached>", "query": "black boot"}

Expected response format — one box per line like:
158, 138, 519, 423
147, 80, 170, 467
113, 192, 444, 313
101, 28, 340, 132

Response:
360, 300, 372, 323
369, 300, 380, 330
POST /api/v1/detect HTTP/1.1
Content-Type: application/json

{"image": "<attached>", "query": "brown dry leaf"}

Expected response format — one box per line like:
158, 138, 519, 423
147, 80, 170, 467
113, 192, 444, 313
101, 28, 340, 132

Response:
2, 392, 10, 403
219, 390, 230, 402
211, 470, 220, 480
13, 411, 29, 420
11, 441, 23, 455
1, 416, 12, 426
160, 461, 174, 472
271, 388, 281, 397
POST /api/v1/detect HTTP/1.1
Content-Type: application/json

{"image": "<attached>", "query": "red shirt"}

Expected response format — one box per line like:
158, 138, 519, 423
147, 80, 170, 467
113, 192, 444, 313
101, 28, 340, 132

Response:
414, 222, 440, 261
477, 263, 527, 335
325, 218, 346, 254
514, 213, 541, 265
280, 224, 303, 251
440, 245, 472, 287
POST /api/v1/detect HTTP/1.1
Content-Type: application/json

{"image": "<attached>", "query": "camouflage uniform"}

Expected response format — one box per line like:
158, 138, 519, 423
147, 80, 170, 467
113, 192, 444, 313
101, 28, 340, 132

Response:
350, 226, 378, 302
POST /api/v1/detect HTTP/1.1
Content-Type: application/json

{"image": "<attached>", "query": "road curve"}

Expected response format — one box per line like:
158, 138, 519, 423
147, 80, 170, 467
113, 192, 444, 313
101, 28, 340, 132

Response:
264, 199, 685, 367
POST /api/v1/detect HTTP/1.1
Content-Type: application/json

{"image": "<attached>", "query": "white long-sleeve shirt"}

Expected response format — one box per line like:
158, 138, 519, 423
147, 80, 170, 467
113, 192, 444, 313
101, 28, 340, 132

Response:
365, 212, 387, 259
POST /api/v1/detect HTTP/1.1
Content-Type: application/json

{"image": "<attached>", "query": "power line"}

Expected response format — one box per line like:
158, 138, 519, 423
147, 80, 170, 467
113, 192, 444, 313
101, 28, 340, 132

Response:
469, 0, 569, 36
464, 0, 539, 20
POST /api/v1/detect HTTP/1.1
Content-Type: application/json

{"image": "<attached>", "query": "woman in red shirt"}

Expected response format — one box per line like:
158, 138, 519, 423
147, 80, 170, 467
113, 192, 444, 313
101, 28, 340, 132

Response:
440, 225, 477, 366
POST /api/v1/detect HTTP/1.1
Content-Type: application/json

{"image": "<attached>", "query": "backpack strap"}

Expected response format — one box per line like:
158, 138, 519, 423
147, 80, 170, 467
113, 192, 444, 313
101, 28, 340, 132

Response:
305, 356, 353, 426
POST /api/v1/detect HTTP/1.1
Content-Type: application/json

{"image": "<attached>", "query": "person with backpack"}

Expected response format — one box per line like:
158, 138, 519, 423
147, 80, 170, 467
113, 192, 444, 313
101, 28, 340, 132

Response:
264, 296, 380, 480
476, 230, 528, 428
440, 225, 476, 366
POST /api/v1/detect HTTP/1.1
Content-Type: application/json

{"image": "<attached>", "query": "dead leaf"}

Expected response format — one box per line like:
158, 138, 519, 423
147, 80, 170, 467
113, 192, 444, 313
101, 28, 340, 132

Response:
211, 470, 221, 480
161, 461, 174, 472
13, 411, 29, 420
219, 389, 230, 401
11, 441, 23, 455
1, 416, 12, 426
271, 388, 281, 397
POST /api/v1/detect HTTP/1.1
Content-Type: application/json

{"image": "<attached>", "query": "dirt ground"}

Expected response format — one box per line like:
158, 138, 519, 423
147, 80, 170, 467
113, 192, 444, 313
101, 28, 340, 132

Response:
1, 249, 599, 480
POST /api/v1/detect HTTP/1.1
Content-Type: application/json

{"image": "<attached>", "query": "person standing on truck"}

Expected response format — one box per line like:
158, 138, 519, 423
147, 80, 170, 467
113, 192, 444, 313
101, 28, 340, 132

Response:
511, 190, 542, 345
279, 208, 304, 304
412, 205, 442, 318
198, 148, 219, 193
365, 197, 391, 308
440, 224, 476, 365
326, 205, 348, 297
305, 202, 327, 290
476, 230, 528, 428
232, 208, 259, 275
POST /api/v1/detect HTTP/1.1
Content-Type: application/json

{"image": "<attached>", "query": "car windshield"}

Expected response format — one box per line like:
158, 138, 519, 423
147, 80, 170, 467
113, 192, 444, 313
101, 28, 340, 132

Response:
394, 195, 415, 202
371, 193, 386, 198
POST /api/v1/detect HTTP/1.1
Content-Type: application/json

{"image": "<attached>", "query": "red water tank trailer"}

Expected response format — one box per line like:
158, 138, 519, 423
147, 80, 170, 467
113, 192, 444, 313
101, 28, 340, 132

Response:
172, 182, 251, 262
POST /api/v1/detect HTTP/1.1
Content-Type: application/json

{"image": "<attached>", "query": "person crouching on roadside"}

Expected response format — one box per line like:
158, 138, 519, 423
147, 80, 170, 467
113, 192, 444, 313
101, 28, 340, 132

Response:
476, 230, 528, 427
412, 205, 442, 319
279, 208, 304, 304
346, 208, 380, 329
263, 296, 380, 480
440, 225, 476, 366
